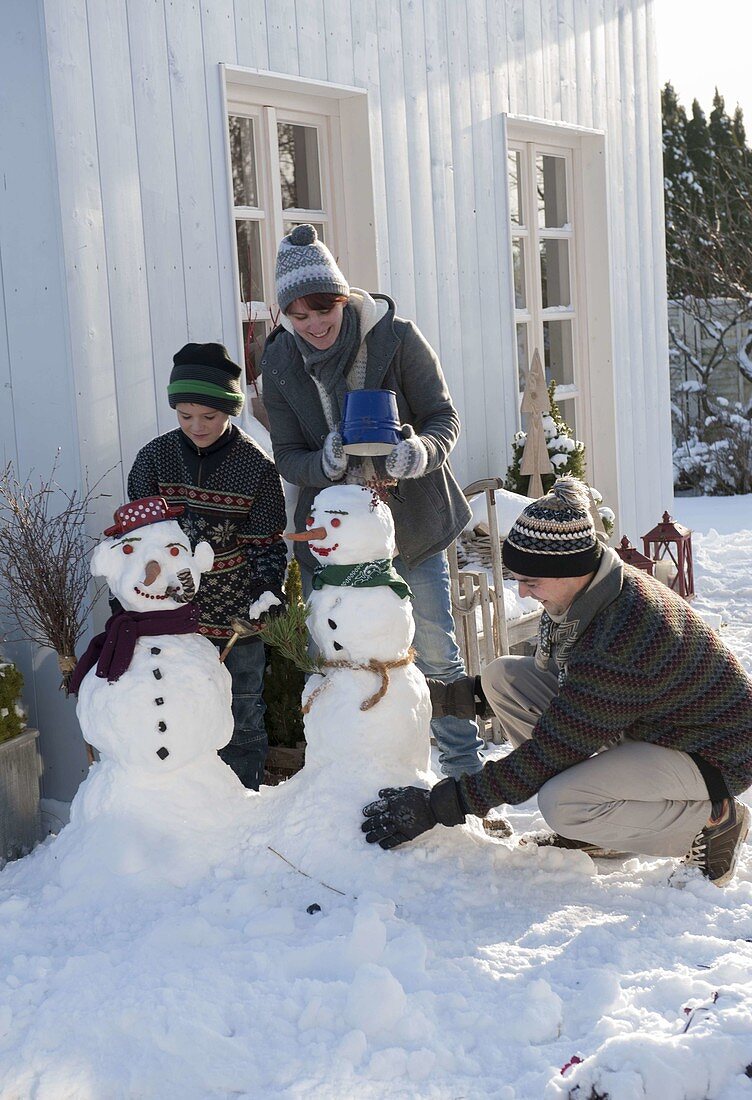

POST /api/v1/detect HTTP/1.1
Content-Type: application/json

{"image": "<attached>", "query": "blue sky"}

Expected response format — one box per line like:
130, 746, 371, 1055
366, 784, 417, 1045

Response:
654, 0, 752, 120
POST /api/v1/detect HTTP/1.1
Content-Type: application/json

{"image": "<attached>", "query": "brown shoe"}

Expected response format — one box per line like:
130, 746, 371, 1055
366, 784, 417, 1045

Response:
518, 831, 624, 859
682, 799, 750, 887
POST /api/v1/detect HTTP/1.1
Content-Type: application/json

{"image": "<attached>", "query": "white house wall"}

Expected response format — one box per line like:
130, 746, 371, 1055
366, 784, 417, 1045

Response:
1, 0, 670, 795
34, 0, 670, 530
0, 0, 90, 799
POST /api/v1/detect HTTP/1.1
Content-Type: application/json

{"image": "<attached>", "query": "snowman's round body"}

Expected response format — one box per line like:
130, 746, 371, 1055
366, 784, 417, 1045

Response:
53, 515, 248, 890
77, 632, 232, 774
304, 583, 430, 782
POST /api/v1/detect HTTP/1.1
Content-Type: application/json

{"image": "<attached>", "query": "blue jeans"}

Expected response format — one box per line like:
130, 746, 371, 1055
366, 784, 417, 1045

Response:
213, 638, 268, 790
393, 551, 484, 778
302, 552, 484, 778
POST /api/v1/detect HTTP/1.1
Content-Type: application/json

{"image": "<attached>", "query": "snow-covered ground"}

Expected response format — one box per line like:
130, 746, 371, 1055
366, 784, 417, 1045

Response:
0, 496, 750, 1100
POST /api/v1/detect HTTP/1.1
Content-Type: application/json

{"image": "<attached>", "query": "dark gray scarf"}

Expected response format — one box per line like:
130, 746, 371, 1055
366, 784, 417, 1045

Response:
535, 547, 623, 685
292, 303, 360, 425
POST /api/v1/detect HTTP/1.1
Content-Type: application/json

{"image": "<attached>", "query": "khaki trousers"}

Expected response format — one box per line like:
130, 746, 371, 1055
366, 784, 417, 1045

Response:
480, 656, 711, 856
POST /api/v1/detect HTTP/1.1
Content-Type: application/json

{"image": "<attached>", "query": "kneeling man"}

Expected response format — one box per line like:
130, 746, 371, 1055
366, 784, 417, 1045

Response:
362, 477, 752, 887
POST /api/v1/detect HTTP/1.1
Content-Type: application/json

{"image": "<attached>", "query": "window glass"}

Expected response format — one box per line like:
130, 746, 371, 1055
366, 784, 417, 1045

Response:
242, 320, 267, 383
508, 150, 522, 226
512, 240, 526, 309
283, 220, 325, 240
229, 116, 258, 207
540, 239, 571, 309
278, 123, 322, 210
543, 319, 574, 387
516, 323, 529, 391
536, 154, 568, 227
235, 220, 264, 304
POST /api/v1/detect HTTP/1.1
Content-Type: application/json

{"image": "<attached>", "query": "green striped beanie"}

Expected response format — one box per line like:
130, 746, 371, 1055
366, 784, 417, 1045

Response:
168, 342, 245, 416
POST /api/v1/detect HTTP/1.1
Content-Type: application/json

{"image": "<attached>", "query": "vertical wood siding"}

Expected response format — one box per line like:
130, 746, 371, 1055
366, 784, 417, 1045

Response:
2, 0, 669, 793
33, 0, 672, 537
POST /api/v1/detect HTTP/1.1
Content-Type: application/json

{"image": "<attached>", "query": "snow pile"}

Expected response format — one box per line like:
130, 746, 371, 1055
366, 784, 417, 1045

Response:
0, 496, 748, 1098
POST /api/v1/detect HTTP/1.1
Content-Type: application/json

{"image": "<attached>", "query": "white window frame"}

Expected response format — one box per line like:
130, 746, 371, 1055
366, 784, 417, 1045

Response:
505, 115, 617, 500
221, 67, 379, 373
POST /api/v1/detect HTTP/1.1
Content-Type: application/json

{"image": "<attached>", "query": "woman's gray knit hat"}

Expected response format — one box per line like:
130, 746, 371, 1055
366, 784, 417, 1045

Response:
502, 477, 602, 578
275, 224, 349, 312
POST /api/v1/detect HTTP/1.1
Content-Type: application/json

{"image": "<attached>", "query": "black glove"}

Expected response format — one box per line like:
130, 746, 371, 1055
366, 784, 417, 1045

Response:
361, 777, 467, 849
427, 675, 492, 720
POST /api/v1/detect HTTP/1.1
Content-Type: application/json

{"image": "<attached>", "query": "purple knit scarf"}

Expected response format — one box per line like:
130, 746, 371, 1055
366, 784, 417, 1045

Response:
69, 603, 200, 695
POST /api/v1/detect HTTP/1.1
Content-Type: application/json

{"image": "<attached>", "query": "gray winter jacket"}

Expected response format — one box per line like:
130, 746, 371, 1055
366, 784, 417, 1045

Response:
262, 295, 472, 571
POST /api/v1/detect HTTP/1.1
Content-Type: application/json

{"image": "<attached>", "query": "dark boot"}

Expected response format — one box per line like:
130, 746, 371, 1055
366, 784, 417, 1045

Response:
426, 675, 493, 720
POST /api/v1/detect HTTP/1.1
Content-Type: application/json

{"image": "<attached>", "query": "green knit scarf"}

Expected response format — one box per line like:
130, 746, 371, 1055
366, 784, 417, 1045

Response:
312, 559, 413, 600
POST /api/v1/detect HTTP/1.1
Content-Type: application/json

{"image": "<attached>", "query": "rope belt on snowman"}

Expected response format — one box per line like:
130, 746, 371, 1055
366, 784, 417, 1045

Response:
303, 559, 415, 714
302, 647, 417, 715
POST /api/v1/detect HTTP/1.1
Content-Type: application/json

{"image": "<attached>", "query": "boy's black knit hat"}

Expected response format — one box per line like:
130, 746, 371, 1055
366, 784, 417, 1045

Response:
168, 342, 245, 415
502, 477, 603, 578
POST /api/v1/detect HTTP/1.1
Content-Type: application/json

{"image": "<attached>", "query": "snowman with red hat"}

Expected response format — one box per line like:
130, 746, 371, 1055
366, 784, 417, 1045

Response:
56, 498, 248, 889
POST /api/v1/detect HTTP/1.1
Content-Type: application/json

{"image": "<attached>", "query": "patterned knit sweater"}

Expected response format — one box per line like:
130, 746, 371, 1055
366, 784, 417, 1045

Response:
460, 564, 752, 816
128, 427, 287, 640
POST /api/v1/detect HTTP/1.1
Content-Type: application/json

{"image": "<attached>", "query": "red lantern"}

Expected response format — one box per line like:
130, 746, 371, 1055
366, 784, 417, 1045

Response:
642, 512, 695, 601
614, 536, 655, 575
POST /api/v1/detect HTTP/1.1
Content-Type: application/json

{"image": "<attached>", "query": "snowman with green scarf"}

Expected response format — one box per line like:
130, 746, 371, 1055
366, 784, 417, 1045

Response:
288, 484, 432, 786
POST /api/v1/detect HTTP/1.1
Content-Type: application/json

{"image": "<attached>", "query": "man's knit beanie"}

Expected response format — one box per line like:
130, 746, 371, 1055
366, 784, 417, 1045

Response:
502, 477, 602, 578
275, 224, 350, 312
167, 342, 245, 416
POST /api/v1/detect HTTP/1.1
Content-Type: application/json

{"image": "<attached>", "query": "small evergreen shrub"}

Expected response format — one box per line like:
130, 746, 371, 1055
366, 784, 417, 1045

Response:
263, 559, 306, 750
0, 660, 26, 745
505, 381, 615, 535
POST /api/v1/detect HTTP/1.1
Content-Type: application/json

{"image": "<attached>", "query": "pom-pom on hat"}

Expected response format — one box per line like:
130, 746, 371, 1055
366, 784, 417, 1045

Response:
104, 497, 184, 538
167, 342, 245, 416
502, 477, 602, 578
275, 224, 350, 312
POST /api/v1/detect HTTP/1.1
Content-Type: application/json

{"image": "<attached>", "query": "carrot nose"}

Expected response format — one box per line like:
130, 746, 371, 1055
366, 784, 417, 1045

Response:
285, 526, 327, 542
142, 560, 161, 586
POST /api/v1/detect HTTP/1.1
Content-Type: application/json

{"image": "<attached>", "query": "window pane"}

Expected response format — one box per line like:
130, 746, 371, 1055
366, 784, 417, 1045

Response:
536, 154, 568, 227
278, 123, 322, 210
229, 116, 258, 207
516, 323, 529, 392
540, 239, 571, 309
283, 220, 325, 241
557, 397, 577, 439
512, 239, 526, 309
508, 150, 522, 226
242, 319, 268, 384
543, 319, 574, 387
235, 220, 264, 304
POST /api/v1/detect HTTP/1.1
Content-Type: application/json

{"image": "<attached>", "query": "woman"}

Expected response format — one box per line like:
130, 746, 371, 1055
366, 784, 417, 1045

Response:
262, 224, 483, 779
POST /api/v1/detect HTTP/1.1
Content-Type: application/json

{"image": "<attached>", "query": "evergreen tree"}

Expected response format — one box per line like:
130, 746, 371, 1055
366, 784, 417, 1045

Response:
262, 559, 306, 752
504, 382, 613, 532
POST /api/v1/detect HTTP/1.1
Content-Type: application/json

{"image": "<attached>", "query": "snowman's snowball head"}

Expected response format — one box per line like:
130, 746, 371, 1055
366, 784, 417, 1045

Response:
90, 519, 214, 612
307, 485, 395, 565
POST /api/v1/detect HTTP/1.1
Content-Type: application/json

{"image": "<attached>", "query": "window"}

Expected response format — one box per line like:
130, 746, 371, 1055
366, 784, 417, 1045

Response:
508, 136, 580, 435
223, 69, 378, 386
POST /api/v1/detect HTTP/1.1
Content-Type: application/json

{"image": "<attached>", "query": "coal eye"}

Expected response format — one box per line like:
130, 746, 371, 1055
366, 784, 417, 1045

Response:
169, 546, 180, 556
122, 545, 134, 555
330, 518, 341, 528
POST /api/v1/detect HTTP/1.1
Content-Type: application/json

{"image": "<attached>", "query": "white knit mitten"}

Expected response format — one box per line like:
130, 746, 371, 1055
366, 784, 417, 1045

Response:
322, 430, 348, 481
385, 425, 429, 480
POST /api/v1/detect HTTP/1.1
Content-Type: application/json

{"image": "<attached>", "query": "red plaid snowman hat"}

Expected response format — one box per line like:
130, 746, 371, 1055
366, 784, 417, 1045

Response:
103, 497, 184, 537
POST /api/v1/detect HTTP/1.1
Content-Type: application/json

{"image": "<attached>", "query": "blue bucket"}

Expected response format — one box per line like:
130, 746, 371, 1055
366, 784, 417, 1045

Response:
340, 389, 401, 456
